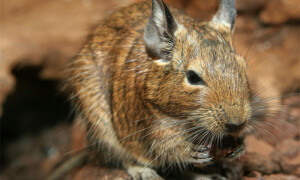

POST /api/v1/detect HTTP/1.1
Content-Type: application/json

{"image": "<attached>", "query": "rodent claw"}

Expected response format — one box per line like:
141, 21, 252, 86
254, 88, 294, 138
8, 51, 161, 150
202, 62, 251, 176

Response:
225, 143, 245, 159
191, 152, 210, 159
190, 146, 213, 165
127, 166, 164, 180
190, 156, 213, 165
192, 145, 210, 153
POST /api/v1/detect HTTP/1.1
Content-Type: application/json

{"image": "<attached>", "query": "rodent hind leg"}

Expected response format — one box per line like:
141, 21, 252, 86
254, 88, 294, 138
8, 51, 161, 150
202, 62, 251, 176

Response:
189, 145, 213, 165
126, 165, 164, 180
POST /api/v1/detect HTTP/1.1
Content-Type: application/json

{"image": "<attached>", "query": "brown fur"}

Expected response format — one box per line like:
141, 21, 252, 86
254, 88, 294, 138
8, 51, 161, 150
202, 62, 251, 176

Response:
67, 0, 258, 173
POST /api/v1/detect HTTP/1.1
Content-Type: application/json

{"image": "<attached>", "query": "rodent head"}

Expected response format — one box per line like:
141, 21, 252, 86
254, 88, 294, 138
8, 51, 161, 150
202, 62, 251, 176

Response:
144, 0, 251, 137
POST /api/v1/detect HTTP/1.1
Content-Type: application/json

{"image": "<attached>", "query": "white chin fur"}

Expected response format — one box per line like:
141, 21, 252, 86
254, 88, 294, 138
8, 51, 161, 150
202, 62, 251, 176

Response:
154, 59, 170, 65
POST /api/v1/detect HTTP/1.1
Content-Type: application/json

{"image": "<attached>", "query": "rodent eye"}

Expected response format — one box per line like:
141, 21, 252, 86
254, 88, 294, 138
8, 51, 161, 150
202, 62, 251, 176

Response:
163, 51, 170, 55
186, 70, 205, 86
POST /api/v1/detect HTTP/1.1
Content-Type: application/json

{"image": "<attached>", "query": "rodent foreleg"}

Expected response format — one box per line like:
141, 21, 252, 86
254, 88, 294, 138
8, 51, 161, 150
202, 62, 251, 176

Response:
189, 145, 213, 166
126, 166, 164, 180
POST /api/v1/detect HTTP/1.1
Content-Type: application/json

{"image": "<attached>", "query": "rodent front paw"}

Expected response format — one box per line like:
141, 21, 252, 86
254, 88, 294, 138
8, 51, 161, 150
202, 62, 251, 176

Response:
127, 166, 164, 180
189, 145, 213, 165
225, 143, 245, 160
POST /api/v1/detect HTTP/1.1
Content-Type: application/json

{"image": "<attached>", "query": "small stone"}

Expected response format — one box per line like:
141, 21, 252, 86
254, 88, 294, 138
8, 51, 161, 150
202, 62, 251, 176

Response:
235, 15, 258, 32
236, 0, 269, 12
292, 166, 300, 176
244, 171, 264, 180
271, 139, 300, 174
259, 117, 298, 146
165, 0, 218, 20
239, 153, 280, 174
245, 135, 274, 157
282, 150, 300, 174
263, 174, 299, 180
260, 0, 300, 25
70, 165, 131, 180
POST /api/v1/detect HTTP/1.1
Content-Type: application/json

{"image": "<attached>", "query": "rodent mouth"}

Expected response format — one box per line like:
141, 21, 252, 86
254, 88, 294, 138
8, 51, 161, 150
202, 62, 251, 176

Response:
196, 134, 244, 158
216, 135, 244, 149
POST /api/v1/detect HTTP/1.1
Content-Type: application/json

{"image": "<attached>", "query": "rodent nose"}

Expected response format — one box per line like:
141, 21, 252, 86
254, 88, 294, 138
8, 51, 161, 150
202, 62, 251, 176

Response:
225, 123, 245, 133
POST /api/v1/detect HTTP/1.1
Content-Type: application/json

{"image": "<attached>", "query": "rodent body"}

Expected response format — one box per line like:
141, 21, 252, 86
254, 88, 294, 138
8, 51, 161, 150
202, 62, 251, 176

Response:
68, 0, 259, 179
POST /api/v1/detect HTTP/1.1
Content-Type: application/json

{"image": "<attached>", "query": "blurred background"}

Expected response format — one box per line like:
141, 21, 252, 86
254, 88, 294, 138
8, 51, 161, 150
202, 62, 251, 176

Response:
0, 0, 299, 179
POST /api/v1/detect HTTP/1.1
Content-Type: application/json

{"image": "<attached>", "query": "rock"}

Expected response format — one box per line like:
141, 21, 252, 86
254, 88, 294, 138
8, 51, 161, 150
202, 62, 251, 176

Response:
271, 139, 300, 175
292, 166, 300, 177
69, 165, 131, 180
236, 0, 269, 12
287, 107, 300, 138
238, 26, 300, 146
71, 117, 87, 155
284, 96, 300, 106
256, 93, 299, 145
1, 0, 300, 179
263, 174, 299, 180
260, 0, 300, 25
0, 69, 15, 116
235, 15, 259, 32
284, 96, 300, 137
244, 171, 264, 180
272, 139, 300, 160
259, 117, 298, 146
242, 26, 300, 95
1, 124, 71, 179
0, 0, 135, 116
164, 0, 218, 20
221, 161, 244, 180
135, 0, 218, 20
284, 153, 300, 176
245, 135, 274, 157
239, 153, 280, 174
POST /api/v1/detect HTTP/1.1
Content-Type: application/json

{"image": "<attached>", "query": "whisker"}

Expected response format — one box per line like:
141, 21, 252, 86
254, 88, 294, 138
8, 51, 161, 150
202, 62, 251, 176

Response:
244, 30, 259, 62
252, 93, 300, 105
252, 80, 281, 97
143, 126, 200, 169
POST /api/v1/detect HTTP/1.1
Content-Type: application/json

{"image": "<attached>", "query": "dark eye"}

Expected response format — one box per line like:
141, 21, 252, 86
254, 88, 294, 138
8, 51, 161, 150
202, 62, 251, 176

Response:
186, 70, 205, 85
163, 51, 170, 55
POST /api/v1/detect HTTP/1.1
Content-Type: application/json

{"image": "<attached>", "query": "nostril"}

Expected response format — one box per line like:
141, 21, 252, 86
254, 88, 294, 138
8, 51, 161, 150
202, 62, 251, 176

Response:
225, 123, 245, 133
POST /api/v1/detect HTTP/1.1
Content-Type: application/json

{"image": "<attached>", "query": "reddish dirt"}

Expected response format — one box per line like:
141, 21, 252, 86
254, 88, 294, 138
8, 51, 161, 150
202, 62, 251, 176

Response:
0, 0, 299, 179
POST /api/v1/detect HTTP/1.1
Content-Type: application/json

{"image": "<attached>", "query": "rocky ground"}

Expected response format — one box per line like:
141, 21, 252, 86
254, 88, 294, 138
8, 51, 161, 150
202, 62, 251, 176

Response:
0, 0, 299, 179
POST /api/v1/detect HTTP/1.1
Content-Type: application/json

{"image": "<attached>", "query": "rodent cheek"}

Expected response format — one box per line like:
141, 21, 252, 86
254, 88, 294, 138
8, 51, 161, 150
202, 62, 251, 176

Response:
235, 54, 247, 69
182, 81, 208, 105
243, 102, 252, 123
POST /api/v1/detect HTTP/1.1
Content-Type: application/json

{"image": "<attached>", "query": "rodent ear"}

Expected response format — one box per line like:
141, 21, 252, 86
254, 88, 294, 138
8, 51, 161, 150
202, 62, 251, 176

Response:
144, 0, 178, 60
212, 0, 237, 30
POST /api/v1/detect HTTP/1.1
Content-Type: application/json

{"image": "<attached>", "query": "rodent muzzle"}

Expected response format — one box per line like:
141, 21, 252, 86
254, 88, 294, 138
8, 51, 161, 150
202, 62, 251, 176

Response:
225, 122, 245, 133
210, 103, 250, 135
